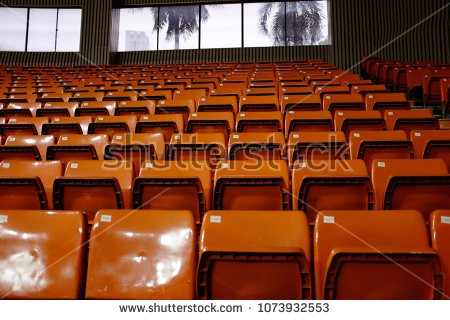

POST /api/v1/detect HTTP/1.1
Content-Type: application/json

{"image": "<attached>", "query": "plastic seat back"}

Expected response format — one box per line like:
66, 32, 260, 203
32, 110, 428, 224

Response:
88, 115, 137, 139
285, 111, 333, 138
53, 160, 134, 222
41, 116, 91, 137
0, 160, 63, 210
0, 117, 47, 137
0, 210, 87, 299
334, 110, 386, 140
430, 210, 450, 297
314, 210, 443, 300
228, 132, 285, 161
349, 130, 413, 169
0, 135, 54, 161
411, 130, 450, 171
372, 159, 450, 220
385, 109, 439, 135
213, 160, 290, 210
197, 211, 311, 300
85, 210, 195, 299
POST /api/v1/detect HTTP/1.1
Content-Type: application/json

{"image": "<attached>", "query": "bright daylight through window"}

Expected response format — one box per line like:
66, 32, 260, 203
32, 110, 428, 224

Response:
117, 1, 331, 52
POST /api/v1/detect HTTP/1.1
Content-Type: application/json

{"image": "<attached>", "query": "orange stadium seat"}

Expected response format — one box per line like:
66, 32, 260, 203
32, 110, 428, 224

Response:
197, 96, 238, 113
135, 114, 184, 145
0, 160, 63, 210
87, 115, 137, 139
213, 160, 290, 210
430, 210, 450, 297
372, 159, 450, 220
235, 111, 283, 133
411, 130, 450, 170
68, 92, 104, 103
0, 117, 47, 137
36, 93, 71, 104
197, 211, 311, 300
228, 132, 285, 161
41, 116, 91, 137
292, 160, 373, 227
322, 94, 365, 116
281, 95, 321, 114
349, 130, 413, 168
53, 160, 134, 222
384, 109, 439, 135
0, 210, 87, 299
104, 133, 165, 176
0, 135, 54, 161
0, 102, 40, 119
74, 101, 116, 118
132, 160, 212, 225
239, 95, 279, 112
186, 111, 234, 141
85, 210, 196, 299
288, 131, 348, 168
114, 100, 156, 116
365, 93, 411, 115
285, 111, 333, 138
155, 99, 195, 124
46, 134, 109, 164
334, 110, 386, 139
37, 102, 79, 118
314, 210, 443, 299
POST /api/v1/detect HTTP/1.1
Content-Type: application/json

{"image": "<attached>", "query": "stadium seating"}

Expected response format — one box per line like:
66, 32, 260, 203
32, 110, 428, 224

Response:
280, 95, 321, 114
365, 93, 411, 115
430, 210, 450, 297
235, 111, 283, 133
384, 109, 439, 135
0, 160, 62, 210
213, 160, 290, 210
114, 100, 155, 116
239, 95, 279, 112
285, 111, 333, 138
314, 210, 443, 299
87, 115, 137, 138
0, 102, 40, 119
349, 130, 413, 168
322, 94, 365, 116
411, 130, 450, 170
53, 160, 134, 222
46, 134, 109, 164
292, 160, 373, 227
135, 114, 184, 145
228, 132, 285, 161
334, 110, 386, 139
0, 135, 54, 161
186, 112, 234, 141
0, 117, 47, 137
37, 102, 79, 118
85, 210, 196, 299
372, 159, 450, 220
41, 116, 91, 137
197, 211, 311, 300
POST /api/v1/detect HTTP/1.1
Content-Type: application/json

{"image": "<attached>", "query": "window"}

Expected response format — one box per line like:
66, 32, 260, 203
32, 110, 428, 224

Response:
200, 4, 242, 49
0, 7, 81, 52
244, 2, 285, 47
27, 9, 58, 52
118, 8, 157, 52
116, 1, 332, 52
56, 9, 82, 52
0, 7, 28, 51
158, 5, 199, 50
286, 1, 330, 46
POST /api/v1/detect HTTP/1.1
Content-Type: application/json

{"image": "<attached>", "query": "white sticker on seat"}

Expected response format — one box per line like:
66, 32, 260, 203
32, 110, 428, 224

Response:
221, 163, 229, 169
0, 215, 8, 224
293, 134, 300, 139
61, 136, 68, 141
324, 216, 335, 224
175, 135, 181, 140
145, 162, 154, 168
414, 132, 421, 137
441, 216, 450, 224
116, 135, 123, 140
70, 163, 78, 169
210, 216, 222, 224
192, 113, 197, 117
232, 134, 240, 139
377, 162, 386, 168
299, 162, 307, 168
353, 132, 360, 137
387, 112, 393, 116
2, 163, 10, 169
100, 215, 112, 223
9, 137, 16, 142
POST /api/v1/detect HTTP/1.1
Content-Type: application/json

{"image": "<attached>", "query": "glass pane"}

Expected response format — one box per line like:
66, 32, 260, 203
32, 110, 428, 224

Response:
158, 5, 199, 50
286, 1, 331, 46
0, 8, 27, 51
27, 9, 57, 52
118, 8, 157, 52
201, 4, 242, 49
56, 9, 82, 52
244, 2, 285, 48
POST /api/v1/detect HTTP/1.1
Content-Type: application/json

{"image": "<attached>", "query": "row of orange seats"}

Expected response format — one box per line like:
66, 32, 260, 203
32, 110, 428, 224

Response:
1, 158, 449, 227
0, 209, 448, 299
0, 127, 449, 173
0, 106, 440, 145
0, 91, 412, 117
362, 57, 450, 114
